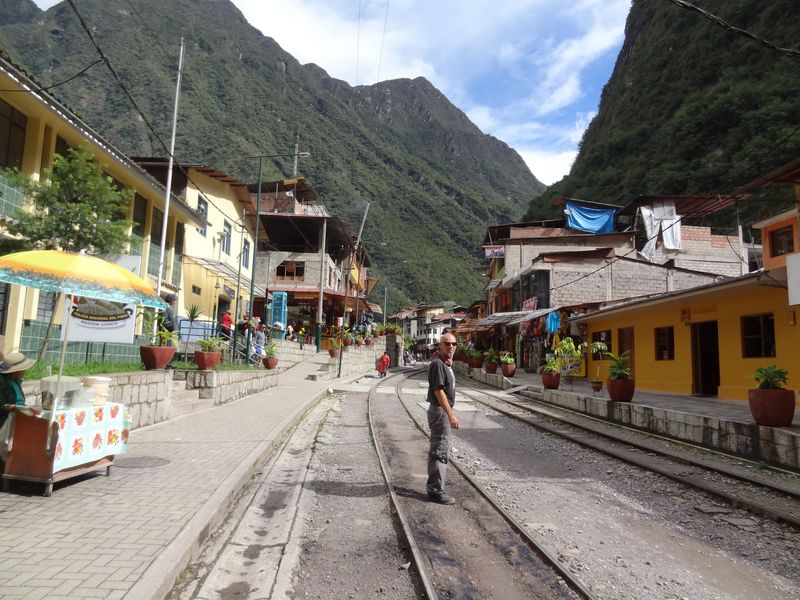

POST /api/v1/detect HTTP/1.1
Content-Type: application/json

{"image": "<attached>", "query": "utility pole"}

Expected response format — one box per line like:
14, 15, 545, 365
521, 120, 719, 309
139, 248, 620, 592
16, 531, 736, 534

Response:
338, 202, 370, 377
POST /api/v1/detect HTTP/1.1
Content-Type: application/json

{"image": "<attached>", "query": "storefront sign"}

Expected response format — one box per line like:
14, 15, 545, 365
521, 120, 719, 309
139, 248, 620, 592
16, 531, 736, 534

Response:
62, 296, 136, 343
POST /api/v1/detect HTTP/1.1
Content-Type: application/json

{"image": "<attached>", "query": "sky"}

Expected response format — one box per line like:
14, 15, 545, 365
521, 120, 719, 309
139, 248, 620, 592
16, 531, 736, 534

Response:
33, 0, 632, 185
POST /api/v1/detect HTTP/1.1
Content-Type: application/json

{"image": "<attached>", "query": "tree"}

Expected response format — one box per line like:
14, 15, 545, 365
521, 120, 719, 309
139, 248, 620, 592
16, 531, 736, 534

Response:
5, 147, 133, 360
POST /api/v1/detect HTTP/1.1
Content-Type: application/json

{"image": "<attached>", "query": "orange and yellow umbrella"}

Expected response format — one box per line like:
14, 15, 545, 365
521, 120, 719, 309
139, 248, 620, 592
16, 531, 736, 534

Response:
0, 250, 165, 308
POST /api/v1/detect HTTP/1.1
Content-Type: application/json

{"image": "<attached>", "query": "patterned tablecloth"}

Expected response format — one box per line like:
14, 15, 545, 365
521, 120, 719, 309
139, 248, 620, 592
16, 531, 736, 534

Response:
51, 402, 131, 472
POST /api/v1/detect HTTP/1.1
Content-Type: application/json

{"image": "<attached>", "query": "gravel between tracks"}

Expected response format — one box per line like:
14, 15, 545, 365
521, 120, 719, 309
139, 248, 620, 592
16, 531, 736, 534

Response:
288, 391, 419, 599
445, 395, 800, 600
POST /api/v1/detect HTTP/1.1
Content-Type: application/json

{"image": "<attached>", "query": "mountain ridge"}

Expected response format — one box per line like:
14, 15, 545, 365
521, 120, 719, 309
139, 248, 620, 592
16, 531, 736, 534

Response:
0, 0, 546, 310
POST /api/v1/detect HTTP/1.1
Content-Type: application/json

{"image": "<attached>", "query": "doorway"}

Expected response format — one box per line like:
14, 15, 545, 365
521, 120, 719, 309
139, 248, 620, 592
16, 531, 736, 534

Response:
691, 321, 720, 396
618, 327, 635, 378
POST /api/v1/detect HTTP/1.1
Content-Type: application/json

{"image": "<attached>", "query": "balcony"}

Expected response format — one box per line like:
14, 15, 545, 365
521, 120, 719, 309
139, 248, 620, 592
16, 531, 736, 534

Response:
0, 172, 25, 219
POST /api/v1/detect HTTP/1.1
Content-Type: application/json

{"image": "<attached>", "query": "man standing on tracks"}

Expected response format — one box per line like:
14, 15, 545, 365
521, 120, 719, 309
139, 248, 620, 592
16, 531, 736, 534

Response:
426, 331, 459, 505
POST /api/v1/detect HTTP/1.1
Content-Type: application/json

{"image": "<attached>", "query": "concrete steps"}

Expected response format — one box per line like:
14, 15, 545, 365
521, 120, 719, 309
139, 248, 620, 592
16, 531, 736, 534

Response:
169, 380, 213, 419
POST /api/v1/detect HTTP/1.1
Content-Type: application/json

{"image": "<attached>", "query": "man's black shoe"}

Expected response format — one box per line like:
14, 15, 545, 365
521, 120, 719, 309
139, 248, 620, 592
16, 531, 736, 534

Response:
428, 492, 455, 505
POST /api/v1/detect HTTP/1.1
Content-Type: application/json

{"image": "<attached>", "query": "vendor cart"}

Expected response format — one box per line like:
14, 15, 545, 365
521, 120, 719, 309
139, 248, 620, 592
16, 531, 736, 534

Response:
1, 402, 130, 496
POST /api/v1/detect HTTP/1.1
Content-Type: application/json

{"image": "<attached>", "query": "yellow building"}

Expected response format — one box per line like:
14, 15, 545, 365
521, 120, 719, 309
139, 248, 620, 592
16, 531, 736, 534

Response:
0, 54, 205, 357
577, 157, 800, 404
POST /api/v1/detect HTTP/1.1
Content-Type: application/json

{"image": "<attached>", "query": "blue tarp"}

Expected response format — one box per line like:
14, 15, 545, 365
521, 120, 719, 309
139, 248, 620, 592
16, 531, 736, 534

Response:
545, 311, 561, 334
565, 202, 616, 234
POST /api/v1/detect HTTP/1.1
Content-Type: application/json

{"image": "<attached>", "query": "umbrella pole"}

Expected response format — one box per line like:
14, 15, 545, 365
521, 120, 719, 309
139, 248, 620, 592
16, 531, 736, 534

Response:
46, 294, 73, 452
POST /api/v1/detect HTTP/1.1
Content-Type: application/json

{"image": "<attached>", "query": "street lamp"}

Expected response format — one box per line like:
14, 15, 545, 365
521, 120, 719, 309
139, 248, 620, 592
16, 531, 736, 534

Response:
243, 151, 310, 356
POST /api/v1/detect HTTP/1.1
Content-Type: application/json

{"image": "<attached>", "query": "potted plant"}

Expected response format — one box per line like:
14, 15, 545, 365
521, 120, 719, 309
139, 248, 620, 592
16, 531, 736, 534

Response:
555, 337, 585, 376
364, 332, 373, 346
182, 303, 202, 358
540, 356, 560, 389
264, 340, 279, 369
484, 347, 499, 374
140, 327, 178, 370
329, 338, 341, 358
342, 325, 353, 346
469, 349, 483, 369
589, 341, 608, 392
499, 352, 516, 377
749, 365, 796, 427
355, 334, 364, 347
195, 337, 224, 370
606, 351, 635, 402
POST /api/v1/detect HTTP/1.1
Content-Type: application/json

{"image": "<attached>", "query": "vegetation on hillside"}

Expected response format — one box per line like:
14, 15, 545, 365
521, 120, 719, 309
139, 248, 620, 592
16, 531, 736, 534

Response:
526, 0, 800, 228
0, 0, 544, 312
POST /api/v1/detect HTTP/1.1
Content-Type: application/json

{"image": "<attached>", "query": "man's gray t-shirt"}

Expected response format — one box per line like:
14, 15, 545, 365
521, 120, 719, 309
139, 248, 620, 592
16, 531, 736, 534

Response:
427, 357, 455, 406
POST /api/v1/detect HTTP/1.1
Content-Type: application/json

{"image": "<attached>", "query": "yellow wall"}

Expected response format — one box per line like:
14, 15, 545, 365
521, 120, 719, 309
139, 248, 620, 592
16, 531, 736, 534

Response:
585, 280, 799, 402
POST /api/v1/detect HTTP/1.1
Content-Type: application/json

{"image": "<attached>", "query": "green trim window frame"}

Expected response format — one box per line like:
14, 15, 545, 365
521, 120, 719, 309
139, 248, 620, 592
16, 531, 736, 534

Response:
769, 225, 794, 257
741, 313, 775, 358
0, 98, 27, 169
132, 194, 147, 237
654, 326, 674, 361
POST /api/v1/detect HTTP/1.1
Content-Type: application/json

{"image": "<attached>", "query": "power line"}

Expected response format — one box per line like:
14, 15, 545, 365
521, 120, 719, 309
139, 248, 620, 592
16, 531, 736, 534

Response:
665, 0, 800, 58
64, 0, 256, 241
376, 0, 390, 83
0, 59, 103, 93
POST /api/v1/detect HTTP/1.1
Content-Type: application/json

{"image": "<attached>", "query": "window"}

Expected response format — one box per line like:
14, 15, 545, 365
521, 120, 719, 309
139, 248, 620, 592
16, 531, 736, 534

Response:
276, 261, 305, 281
526, 270, 550, 309
222, 221, 232, 255
150, 207, 164, 247
654, 326, 674, 360
592, 330, 612, 357
37, 291, 57, 321
242, 239, 250, 270
174, 223, 185, 256
0, 98, 27, 169
769, 226, 794, 257
132, 194, 147, 236
196, 198, 208, 236
192, 285, 201, 295
741, 314, 775, 358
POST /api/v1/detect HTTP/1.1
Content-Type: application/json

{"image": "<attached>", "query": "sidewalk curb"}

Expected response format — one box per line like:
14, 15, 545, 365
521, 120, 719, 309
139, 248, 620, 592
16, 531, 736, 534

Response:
126, 387, 331, 600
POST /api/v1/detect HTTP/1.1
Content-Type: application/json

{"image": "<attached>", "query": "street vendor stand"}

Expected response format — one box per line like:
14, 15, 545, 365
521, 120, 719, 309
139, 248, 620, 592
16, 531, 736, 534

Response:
1, 398, 130, 496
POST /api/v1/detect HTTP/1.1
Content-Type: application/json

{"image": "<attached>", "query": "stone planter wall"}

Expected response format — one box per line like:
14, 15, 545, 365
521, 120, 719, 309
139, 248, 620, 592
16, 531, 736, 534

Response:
21, 370, 174, 430
185, 369, 276, 406
316, 338, 388, 380
453, 360, 515, 389
272, 340, 319, 373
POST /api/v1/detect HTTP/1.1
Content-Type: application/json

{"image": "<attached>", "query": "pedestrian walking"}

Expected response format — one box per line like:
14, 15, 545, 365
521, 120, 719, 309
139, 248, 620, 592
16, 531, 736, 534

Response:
377, 350, 390, 378
220, 309, 233, 340
426, 332, 459, 504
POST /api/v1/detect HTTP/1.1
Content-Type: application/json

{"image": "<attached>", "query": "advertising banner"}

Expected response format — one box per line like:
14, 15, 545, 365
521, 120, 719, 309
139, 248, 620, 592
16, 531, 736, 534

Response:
484, 245, 504, 259
62, 296, 136, 344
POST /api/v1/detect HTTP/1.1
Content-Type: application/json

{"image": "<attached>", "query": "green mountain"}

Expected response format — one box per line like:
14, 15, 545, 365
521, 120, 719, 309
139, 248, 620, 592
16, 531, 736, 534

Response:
526, 0, 800, 224
0, 0, 545, 311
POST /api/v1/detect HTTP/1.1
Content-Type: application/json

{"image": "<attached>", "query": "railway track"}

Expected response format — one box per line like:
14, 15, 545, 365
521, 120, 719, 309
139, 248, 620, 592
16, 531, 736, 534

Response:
368, 369, 596, 600
456, 378, 800, 529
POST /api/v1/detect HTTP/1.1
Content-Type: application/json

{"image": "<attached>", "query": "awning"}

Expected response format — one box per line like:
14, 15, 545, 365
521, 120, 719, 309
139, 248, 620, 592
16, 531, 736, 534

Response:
505, 306, 560, 325
485, 279, 501, 291
367, 302, 383, 315
452, 318, 493, 334
185, 255, 266, 297
477, 311, 531, 326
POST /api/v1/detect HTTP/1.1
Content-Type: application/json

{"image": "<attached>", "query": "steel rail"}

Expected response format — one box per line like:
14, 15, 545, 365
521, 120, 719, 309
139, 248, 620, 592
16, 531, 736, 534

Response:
458, 380, 800, 529
382, 368, 597, 600
366, 370, 439, 600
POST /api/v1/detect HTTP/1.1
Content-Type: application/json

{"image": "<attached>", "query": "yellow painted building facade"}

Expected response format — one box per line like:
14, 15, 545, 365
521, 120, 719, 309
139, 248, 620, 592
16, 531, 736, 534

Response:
581, 274, 798, 403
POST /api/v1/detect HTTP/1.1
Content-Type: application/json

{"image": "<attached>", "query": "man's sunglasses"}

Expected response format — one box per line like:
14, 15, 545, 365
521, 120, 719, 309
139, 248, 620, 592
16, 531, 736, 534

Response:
441, 342, 457, 346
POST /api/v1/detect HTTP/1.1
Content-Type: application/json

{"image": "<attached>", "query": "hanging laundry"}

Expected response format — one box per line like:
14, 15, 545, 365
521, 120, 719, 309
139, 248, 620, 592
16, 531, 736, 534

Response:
545, 311, 561, 334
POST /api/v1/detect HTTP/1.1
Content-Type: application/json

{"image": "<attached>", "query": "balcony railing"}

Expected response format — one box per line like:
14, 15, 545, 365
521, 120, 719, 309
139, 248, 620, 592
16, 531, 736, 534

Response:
0, 172, 25, 219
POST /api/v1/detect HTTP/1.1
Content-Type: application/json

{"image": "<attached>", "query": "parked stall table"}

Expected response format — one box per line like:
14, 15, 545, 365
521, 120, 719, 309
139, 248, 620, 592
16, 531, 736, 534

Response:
1, 402, 130, 496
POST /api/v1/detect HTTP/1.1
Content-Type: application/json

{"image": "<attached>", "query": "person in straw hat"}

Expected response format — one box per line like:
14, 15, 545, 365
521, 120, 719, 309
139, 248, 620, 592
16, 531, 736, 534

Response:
0, 351, 35, 428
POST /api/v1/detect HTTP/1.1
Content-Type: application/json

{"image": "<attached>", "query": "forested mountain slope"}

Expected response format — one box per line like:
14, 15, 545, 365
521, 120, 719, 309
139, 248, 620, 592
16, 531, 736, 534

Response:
527, 0, 800, 226
0, 0, 546, 310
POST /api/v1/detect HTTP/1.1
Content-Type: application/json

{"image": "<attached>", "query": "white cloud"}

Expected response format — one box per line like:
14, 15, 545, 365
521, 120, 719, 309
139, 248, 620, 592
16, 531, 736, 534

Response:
518, 149, 577, 186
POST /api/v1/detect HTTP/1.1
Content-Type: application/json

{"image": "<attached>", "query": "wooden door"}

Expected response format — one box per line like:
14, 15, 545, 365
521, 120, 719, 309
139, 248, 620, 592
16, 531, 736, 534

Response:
618, 327, 635, 378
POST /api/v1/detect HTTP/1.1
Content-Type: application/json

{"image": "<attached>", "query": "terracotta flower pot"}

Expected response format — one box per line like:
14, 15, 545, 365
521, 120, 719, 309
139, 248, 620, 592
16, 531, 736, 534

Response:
365, 338, 373, 346
590, 380, 603, 392
355, 339, 363, 346
194, 350, 222, 370
265, 357, 279, 370
541, 371, 560, 389
328, 348, 340, 358
140, 345, 175, 370
748, 389, 796, 427
607, 378, 635, 402
343, 337, 352, 346
501, 363, 516, 377
484, 361, 498, 374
